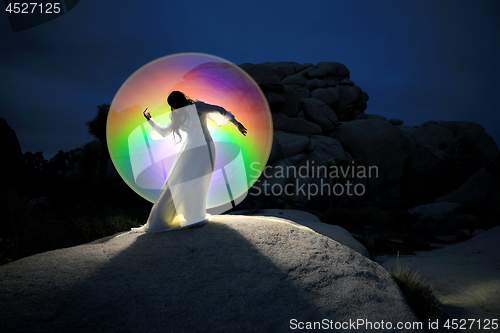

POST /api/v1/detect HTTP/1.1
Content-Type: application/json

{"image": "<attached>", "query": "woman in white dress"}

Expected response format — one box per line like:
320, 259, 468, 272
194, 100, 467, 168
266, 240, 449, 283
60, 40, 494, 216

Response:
133, 91, 247, 233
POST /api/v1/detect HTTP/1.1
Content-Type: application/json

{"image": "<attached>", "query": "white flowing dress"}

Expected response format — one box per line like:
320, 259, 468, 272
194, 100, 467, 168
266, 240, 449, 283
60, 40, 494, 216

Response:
132, 102, 237, 233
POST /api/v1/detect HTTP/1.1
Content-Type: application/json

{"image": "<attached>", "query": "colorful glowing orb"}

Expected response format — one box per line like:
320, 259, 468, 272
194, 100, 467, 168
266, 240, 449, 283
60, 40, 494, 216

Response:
107, 53, 273, 214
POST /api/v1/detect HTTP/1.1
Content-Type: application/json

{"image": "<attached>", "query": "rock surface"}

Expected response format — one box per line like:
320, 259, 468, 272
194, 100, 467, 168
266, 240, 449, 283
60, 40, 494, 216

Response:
0, 215, 422, 333
301, 98, 338, 133
402, 145, 452, 205
239, 61, 369, 121
388, 118, 404, 126
231, 209, 370, 258
272, 112, 321, 134
434, 167, 500, 213
334, 118, 408, 189
407, 202, 462, 222
365, 114, 388, 121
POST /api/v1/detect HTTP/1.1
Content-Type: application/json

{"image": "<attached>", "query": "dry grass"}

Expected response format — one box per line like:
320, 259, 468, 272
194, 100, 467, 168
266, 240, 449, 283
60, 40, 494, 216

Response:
388, 255, 442, 322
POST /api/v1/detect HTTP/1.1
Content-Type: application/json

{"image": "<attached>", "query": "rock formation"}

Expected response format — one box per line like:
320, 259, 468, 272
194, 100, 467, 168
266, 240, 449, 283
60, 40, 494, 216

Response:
240, 61, 369, 124
239, 62, 500, 211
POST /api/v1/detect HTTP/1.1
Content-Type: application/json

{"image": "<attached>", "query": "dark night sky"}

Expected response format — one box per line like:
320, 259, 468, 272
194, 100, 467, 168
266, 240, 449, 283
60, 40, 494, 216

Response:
1, 0, 499, 158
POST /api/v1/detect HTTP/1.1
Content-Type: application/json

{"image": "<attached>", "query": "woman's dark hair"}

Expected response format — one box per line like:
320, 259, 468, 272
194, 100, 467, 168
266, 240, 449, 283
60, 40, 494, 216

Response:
167, 91, 194, 109
167, 91, 194, 143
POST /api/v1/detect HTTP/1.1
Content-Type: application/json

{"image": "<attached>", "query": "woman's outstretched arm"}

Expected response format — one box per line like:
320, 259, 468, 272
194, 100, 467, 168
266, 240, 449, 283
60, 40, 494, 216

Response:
143, 108, 174, 139
195, 102, 247, 136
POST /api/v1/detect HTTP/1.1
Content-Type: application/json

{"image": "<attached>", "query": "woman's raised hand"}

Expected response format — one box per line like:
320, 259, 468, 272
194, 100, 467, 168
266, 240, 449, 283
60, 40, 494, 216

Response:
237, 122, 247, 136
143, 108, 152, 120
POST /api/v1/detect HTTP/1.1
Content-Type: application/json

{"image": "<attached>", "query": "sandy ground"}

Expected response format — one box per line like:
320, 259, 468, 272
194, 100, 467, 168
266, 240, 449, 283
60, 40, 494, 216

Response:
375, 227, 500, 332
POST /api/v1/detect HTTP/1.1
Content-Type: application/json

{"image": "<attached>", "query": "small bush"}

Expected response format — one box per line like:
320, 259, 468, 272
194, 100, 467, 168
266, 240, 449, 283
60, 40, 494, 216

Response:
0, 190, 62, 264
0, 189, 145, 265
389, 259, 442, 322
71, 214, 138, 243
72, 216, 92, 242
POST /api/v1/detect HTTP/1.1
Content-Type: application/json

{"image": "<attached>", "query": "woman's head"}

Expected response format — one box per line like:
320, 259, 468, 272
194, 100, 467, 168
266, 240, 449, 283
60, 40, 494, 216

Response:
167, 91, 193, 143
167, 91, 194, 109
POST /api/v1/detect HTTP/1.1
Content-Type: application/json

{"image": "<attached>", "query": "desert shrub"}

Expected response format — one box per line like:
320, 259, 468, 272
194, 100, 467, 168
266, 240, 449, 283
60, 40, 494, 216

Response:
94, 215, 137, 238
0, 189, 144, 265
363, 232, 377, 251
72, 215, 92, 242
71, 214, 139, 243
75, 141, 100, 196
389, 259, 442, 322
0, 190, 62, 264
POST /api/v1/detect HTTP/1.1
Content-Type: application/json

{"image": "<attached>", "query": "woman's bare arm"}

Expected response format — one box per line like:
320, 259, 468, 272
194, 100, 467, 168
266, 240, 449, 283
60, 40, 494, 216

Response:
195, 102, 247, 136
143, 108, 173, 138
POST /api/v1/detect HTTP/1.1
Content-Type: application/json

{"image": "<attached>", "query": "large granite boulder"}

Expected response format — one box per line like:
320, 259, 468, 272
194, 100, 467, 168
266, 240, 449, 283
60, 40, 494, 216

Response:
335, 85, 361, 116
423, 120, 497, 161
0, 215, 422, 333
262, 61, 313, 79
408, 202, 462, 222
239, 61, 370, 122
408, 120, 498, 163
300, 98, 338, 133
235, 209, 370, 258
236, 61, 498, 210
269, 130, 310, 162
302, 61, 350, 79
333, 118, 408, 189
291, 86, 310, 100
434, 167, 500, 212
410, 121, 456, 153
306, 78, 327, 90
282, 73, 307, 86
455, 126, 499, 163
271, 112, 321, 134
310, 87, 340, 105
261, 131, 352, 204
402, 145, 453, 205
281, 86, 300, 117
388, 118, 404, 126
307, 135, 349, 162
400, 120, 499, 207
264, 91, 286, 112
366, 114, 388, 121
238, 63, 283, 88
397, 125, 418, 155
